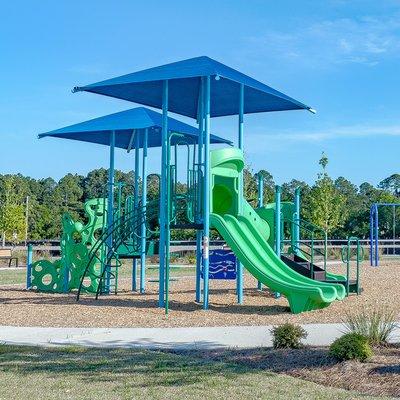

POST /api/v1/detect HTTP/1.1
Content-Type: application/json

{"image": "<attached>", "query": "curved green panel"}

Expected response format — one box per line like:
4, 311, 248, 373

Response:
31, 198, 107, 294
31, 259, 65, 293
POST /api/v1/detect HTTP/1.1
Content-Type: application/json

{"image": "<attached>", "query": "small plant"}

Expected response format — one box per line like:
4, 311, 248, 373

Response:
329, 333, 372, 362
343, 305, 398, 345
271, 323, 308, 349
169, 254, 179, 263
186, 254, 196, 265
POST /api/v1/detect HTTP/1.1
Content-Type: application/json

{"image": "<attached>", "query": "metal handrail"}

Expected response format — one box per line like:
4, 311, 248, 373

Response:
284, 216, 327, 277
76, 201, 160, 300
341, 236, 363, 296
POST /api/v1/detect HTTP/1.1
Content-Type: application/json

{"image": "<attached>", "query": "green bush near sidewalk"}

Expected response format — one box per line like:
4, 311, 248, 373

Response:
329, 333, 373, 362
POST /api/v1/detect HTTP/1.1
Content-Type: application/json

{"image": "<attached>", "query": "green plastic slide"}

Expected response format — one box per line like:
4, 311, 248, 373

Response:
209, 148, 345, 313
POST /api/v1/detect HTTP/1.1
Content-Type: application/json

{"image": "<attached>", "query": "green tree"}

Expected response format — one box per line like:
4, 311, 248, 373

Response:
333, 177, 360, 237
378, 173, 400, 196
53, 174, 84, 210
256, 169, 275, 205
306, 153, 346, 234
83, 168, 108, 199
0, 176, 26, 243
243, 166, 257, 207
282, 179, 310, 202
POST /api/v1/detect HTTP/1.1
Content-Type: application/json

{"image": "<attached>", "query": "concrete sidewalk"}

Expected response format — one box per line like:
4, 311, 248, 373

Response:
1, 323, 399, 350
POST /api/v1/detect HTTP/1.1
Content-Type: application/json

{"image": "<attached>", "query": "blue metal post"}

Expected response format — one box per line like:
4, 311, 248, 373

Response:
26, 243, 33, 289
202, 76, 211, 310
63, 262, 69, 293
275, 185, 282, 256
257, 173, 263, 208
274, 185, 281, 298
370, 205, 374, 266
195, 78, 204, 303
105, 130, 116, 293
257, 173, 263, 291
140, 128, 148, 293
132, 131, 140, 291
294, 187, 300, 248
374, 204, 379, 266
236, 83, 244, 304
158, 80, 168, 307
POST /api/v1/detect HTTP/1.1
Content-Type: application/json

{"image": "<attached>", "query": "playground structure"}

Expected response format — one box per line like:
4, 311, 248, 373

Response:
27, 56, 362, 314
370, 202, 400, 266
28, 107, 230, 296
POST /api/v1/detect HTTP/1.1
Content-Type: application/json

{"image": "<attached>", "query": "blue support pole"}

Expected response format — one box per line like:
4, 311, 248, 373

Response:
158, 80, 168, 307
63, 262, 69, 293
274, 185, 281, 298
294, 187, 300, 249
105, 130, 116, 293
26, 243, 33, 289
195, 230, 203, 302
236, 83, 244, 304
257, 173, 263, 291
132, 131, 140, 291
140, 128, 148, 293
257, 174, 263, 208
370, 205, 374, 266
195, 78, 204, 303
374, 204, 379, 266
202, 76, 211, 310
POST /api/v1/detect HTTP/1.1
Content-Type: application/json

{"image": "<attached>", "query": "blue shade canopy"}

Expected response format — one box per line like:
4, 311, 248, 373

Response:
73, 56, 313, 118
39, 107, 232, 149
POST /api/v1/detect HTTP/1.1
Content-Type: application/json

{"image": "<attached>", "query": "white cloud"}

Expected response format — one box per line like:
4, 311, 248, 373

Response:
245, 123, 400, 153
247, 15, 400, 68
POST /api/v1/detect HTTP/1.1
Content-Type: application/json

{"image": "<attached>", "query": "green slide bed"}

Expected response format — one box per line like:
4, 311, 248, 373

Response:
209, 148, 345, 314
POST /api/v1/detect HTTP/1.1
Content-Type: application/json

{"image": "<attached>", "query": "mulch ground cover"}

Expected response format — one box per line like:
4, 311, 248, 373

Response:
0, 261, 399, 328
179, 344, 400, 398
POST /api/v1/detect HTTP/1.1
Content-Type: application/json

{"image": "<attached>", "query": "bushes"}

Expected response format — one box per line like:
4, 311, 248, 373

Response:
271, 323, 308, 349
329, 306, 398, 362
343, 306, 398, 345
329, 333, 372, 362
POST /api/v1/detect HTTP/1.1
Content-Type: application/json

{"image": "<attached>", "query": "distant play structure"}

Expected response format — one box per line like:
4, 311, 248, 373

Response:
370, 202, 400, 266
27, 56, 362, 314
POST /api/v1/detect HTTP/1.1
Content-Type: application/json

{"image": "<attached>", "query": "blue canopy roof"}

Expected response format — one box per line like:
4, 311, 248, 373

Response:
73, 56, 313, 118
39, 107, 232, 149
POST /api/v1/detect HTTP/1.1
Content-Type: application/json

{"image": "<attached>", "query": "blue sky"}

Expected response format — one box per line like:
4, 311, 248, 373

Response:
1, 0, 399, 186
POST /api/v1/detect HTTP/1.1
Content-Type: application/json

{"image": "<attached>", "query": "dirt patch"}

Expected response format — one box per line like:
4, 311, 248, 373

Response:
179, 344, 400, 398
0, 261, 399, 328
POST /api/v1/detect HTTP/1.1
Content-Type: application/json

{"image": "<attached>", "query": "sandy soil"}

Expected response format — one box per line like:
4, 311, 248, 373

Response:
0, 261, 399, 328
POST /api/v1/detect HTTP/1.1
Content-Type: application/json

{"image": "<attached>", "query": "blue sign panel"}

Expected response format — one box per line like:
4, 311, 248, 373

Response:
201, 249, 237, 280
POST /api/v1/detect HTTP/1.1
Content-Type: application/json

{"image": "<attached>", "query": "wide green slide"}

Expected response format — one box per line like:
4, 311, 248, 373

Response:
209, 148, 346, 313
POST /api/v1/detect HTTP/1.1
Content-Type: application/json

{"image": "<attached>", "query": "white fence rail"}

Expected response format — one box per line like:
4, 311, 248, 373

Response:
3, 239, 400, 254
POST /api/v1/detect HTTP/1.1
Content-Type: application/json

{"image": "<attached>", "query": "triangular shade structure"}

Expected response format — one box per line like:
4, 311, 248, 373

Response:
39, 107, 232, 149
73, 56, 313, 118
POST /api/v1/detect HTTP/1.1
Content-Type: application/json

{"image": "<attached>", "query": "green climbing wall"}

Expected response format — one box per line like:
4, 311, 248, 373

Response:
31, 198, 107, 293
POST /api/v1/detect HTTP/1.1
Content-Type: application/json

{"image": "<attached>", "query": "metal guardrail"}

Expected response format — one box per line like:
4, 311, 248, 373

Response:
341, 237, 363, 295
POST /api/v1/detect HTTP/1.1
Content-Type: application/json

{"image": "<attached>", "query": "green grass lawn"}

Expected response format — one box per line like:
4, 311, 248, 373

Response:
118, 264, 195, 280
0, 268, 26, 285
0, 345, 383, 400
0, 265, 195, 286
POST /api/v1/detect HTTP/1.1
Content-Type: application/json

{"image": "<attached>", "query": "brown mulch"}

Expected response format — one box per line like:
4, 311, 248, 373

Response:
182, 344, 400, 398
0, 261, 399, 328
